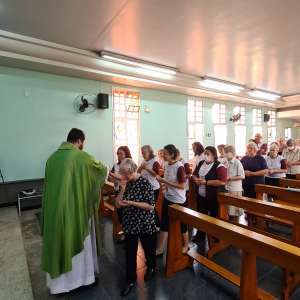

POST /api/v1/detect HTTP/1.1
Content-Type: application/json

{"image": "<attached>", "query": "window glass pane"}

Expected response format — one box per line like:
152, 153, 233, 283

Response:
267, 127, 276, 144
214, 124, 227, 146
235, 126, 246, 156
113, 88, 140, 164
253, 126, 262, 136
187, 97, 203, 160
285, 128, 292, 140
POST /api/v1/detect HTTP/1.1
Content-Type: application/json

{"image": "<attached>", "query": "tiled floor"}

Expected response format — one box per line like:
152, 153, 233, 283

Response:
17, 208, 300, 300
0, 207, 33, 300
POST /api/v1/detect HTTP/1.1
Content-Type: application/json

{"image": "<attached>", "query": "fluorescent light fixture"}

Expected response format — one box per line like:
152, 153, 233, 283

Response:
100, 51, 177, 75
135, 68, 173, 80
199, 78, 244, 94
248, 89, 281, 101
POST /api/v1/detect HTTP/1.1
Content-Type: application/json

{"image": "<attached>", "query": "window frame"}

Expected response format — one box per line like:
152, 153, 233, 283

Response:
112, 87, 141, 164
187, 96, 204, 160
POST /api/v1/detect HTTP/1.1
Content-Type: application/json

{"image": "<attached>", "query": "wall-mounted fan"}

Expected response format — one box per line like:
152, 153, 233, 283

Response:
229, 113, 241, 122
74, 94, 96, 113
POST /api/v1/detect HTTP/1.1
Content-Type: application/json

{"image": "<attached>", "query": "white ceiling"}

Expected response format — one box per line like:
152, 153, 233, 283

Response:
1, 0, 300, 96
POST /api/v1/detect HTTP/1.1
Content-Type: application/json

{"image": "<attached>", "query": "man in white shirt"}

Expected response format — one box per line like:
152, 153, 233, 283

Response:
283, 138, 300, 178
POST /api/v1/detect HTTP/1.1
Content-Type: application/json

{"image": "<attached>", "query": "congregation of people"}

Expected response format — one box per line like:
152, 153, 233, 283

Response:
41, 129, 300, 297
107, 134, 300, 296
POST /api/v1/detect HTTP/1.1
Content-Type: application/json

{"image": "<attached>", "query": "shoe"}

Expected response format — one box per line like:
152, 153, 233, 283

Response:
144, 268, 156, 282
120, 282, 135, 297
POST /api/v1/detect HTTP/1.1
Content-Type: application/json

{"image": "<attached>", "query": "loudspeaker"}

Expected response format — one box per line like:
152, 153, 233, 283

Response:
263, 113, 270, 122
97, 93, 109, 109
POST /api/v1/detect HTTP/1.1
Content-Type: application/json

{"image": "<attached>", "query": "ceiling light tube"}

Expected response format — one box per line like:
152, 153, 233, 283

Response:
100, 51, 177, 75
199, 77, 245, 93
248, 89, 281, 101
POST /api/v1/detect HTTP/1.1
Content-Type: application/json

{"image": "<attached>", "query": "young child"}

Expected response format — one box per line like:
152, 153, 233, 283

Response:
156, 144, 189, 255
224, 145, 245, 219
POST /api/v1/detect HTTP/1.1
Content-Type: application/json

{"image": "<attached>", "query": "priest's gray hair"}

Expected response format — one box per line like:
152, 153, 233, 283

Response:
119, 158, 138, 174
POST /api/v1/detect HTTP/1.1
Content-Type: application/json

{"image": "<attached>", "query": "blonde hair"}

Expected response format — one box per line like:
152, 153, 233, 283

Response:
224, 145, 236, 155
269, 143, 279, 151
247, 142, 258, 151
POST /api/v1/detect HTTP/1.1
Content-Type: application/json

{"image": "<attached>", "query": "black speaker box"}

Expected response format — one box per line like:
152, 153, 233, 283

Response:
263, 113, 270, 122
97, 93, 109, 109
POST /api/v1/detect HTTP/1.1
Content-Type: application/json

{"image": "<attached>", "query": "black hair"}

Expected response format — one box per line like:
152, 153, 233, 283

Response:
67, 128, 85, 143
204, 146, 218, 161
164, 144, 178, 160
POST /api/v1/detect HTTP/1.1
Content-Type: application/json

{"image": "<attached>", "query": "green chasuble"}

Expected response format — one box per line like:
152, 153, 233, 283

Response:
41, 142, 107, 279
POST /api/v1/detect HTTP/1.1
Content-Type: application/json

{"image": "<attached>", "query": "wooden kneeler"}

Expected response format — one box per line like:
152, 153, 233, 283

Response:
166, 204, 300, 300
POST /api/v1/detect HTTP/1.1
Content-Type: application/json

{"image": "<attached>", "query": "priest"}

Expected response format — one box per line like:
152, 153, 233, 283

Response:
41, 128, 107, 294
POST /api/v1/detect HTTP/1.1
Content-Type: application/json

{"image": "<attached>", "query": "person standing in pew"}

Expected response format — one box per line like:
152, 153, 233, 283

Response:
138, 145, 161, 229
217, 144, 228, 166
109, 146, 132, 192
283, 138, 300, 179
241, 142, 268, 198
109, 146, 132, 241
191, 146, 227, 242
176, 148, 192, 199
115, 158, 157, 297
224, 145, 245, 219
155, 144, 189, 255
265, 143, 287, 186
191, 142, 205, 172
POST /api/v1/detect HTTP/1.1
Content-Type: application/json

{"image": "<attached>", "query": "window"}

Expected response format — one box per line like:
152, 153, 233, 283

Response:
214, 124, 227, 146
113, 88, 140, 163
212, 103, 226, 124
267, 110, 276, 144
233, 106, 246, 156
285, 128, 292, 140
252, 108, 262, 136
268, 110, 276, 127
187, 97, 203, 160
235, 126, 246, 156
212, 103, 227, 146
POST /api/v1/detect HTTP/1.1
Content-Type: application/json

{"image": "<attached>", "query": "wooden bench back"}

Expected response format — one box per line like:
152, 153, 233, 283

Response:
166, 204, 300, 299
255, 184, 300, 206
279, 178, 300, 189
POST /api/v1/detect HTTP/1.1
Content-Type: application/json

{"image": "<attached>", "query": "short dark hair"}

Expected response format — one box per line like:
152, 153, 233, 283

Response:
204, 146, 218, 161
193, 142, 204, 156
67, 128, 85, 143
164, 144, 178, 159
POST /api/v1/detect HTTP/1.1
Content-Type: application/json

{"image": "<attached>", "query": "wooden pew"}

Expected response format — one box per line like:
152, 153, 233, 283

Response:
166, 204, 300, 300
99, 182, 122, 236
255, 184, 300, 207
218, 193, 300, 299
279, 178, 300, 189
296, 174, 300, 180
